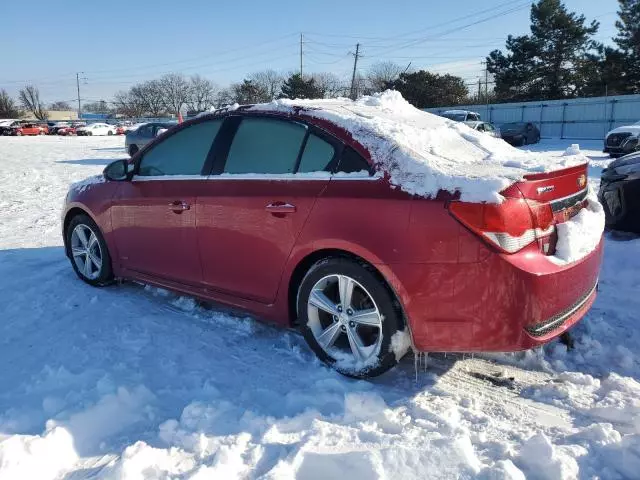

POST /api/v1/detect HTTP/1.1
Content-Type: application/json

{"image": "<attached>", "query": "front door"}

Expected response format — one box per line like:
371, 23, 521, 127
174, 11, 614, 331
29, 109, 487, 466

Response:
111, 119, 222, 285
197, 116, 338, 303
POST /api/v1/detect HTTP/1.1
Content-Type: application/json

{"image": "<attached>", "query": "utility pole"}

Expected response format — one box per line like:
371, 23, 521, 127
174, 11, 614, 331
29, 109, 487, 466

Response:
300, 33, 303, 77
76, 73, 82, 119
481, 61, 489, 119
350, 43, 361, 100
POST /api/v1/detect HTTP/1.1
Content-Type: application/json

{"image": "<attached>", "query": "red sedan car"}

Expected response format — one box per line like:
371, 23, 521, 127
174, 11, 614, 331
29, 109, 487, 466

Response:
11, 123, 48, 136
57, 126, 77, 136
62, 100, 603, 377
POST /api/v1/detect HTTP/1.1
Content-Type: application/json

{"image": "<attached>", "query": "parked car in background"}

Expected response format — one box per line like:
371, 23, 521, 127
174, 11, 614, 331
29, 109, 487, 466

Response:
464, 121, 500, 138
603, 121, 640, 157
7, 123, 48, 136
0, 120, 21, 135
441, 110, 481, 122
598, 151, 640, 233
57, 125, 78, 136
500, 122, 541, 146
125, 122, 176, 156
76, 123, 116, 136
63, 100, 602, 378
49, 122, 71, 135
115, 125, 126, 135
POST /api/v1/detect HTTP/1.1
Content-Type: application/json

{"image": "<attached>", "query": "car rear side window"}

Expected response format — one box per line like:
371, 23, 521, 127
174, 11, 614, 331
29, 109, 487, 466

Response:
297, 133, 335, 173
224, 118, 307, 174
137, 120, 221, 176
337, 146, 372, 175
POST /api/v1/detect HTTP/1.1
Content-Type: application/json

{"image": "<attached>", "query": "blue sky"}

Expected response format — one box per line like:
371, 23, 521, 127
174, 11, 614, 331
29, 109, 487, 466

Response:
0, 0, 620, 105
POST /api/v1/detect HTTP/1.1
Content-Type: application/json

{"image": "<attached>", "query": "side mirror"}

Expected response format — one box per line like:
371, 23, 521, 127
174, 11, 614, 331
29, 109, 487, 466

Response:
104, 159, 131, 181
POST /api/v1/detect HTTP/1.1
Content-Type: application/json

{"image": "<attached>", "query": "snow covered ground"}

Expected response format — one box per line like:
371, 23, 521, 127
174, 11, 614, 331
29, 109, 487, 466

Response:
0, 135, 639, 479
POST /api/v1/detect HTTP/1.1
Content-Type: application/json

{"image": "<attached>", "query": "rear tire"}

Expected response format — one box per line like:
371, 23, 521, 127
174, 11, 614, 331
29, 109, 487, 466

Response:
108, 130, 113, 136
297, 257, 405, 378
66, 214, 114, 287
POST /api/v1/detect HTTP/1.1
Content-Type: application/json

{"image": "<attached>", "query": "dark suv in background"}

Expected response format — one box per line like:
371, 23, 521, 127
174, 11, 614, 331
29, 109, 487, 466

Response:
125, 122, 176, 156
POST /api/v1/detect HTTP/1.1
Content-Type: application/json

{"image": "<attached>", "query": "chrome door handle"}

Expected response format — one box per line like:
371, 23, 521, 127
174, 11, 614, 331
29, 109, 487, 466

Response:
169, 200, 190, 213
265, 202, 296, 214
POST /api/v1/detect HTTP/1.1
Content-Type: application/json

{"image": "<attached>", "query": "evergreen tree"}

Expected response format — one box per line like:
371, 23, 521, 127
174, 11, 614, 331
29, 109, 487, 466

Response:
613, 0, 640, 91
576, 47, 629, 96
0, 90, 22, 118
280, 74, 324, 99
385, 70, 468, 108
487, 0, 599, 101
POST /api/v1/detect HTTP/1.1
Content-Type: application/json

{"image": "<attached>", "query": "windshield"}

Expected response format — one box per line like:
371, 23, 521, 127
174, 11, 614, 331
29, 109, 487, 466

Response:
441, 113, 467, 121
501, 123, 525, 130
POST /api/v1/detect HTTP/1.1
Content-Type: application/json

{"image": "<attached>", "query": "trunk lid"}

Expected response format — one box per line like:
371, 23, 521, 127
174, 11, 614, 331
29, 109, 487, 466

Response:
503, 164, 589, 255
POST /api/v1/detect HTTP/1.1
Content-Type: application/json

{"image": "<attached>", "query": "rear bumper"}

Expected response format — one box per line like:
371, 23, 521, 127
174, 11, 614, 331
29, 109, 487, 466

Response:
394, 237, 603, 352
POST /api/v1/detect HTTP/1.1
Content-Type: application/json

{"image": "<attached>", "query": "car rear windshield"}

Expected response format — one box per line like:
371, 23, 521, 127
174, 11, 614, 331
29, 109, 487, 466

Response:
501, 123, 525, 129
442, 113, 467, 121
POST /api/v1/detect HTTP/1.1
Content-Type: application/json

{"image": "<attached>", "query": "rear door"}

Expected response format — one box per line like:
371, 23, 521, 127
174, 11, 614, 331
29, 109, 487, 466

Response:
111, 118, 223, 285
196, 115, 337, 303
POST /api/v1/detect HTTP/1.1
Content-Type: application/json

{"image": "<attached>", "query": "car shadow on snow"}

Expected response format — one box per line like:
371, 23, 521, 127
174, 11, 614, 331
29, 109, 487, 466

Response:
56, 158, 125, 166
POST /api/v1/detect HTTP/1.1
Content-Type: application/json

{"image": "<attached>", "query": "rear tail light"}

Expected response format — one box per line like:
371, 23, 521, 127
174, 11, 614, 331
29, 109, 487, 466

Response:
449, 198, 554, 254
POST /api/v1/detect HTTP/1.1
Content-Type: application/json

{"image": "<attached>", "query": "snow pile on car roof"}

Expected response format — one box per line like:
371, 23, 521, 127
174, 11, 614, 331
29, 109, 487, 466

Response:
250, 91, 588, 203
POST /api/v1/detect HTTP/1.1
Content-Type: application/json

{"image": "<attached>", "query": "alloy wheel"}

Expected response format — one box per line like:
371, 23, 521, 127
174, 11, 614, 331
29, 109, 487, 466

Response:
306, 274, 383, 364
70, 224, 103, 280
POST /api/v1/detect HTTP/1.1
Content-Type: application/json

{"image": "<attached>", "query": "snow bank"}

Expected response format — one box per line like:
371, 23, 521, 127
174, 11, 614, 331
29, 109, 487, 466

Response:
0, 427, 78, 480
249, 91, 588, 202
552, 190, 605, 264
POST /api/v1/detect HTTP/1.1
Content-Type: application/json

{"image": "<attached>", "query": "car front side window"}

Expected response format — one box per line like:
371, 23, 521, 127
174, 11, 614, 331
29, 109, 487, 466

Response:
137, 120, 222, 176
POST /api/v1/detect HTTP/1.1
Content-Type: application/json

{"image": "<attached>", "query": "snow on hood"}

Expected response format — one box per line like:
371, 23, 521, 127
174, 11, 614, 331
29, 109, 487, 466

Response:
250, 91, 587, 203
607, 124, 640, 136
70, 174, 105, 193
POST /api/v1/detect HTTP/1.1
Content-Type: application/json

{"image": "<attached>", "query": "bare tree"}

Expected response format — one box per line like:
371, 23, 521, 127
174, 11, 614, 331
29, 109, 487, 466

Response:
230, 80, 269, 104
113, 90, 146, 117
186, 75, 217, 113
0, 89, 22, 118
133, 80, 165, 117
19, 85, 47, 120
248, 70, 284, 100
366, 61, 404, 92
311, 72, 347, 98
83, 100, 111, 114
49, 101, 72, 111
215, 88, 235, 107
159, 73, 189, 116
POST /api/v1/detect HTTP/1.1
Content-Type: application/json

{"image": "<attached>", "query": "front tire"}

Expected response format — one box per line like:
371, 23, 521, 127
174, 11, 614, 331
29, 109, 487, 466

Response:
66, 214, 114, 286
297, 257, 404, 378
